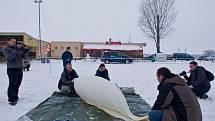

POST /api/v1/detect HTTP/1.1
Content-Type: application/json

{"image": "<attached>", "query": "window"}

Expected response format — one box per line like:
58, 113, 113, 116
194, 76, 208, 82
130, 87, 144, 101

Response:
0, 35, 24, 42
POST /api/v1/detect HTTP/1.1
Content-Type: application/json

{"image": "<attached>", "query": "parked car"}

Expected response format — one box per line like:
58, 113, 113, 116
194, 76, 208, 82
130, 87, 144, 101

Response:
171, 53, 195, 61
143, 54, 156, 61
101, 51, 134, 64
167, 54, 173, 60
198, 55, 215, 61
198, 56, 209, 61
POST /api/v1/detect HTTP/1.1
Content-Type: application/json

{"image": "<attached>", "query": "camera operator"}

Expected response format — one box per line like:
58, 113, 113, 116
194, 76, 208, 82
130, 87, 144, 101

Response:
180, 61, 211, 99
3, 37, 29, 105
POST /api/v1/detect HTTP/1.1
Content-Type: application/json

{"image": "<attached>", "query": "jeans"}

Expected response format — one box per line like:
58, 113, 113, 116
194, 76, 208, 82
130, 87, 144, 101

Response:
191, 85, 211, 97
24, 65, 30, 71
149, 110, 163, 121
7, 68, 23, 102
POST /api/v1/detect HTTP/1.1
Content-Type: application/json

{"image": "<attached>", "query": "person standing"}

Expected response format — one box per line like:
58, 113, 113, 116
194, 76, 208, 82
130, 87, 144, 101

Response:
23, 57, 31, 71
3, 38, 28, 105
95, 64, 110, 81
61, 47, 73, 68
149, 67, 202, 121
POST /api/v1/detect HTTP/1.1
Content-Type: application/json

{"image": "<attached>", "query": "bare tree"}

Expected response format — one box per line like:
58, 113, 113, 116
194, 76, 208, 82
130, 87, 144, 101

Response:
203, 50, 215, 57
138, 0, 177, 53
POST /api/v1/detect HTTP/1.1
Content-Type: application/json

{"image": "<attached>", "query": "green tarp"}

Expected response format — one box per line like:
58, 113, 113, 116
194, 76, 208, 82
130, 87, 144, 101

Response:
18, 88, 151, 121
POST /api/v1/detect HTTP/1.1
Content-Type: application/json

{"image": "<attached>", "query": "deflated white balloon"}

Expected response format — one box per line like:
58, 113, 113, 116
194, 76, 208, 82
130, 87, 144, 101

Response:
74, 76, 148, 121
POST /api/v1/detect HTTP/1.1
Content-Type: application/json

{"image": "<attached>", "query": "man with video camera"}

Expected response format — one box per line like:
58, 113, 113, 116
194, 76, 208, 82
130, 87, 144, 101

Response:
180, 61, 213, 99
3, 37, 29, 105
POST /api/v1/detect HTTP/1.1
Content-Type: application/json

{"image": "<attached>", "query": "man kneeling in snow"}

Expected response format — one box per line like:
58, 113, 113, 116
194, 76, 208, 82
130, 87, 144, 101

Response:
58, 63, 79, 96
95, 63, 110, 81
149, 67, 202, 121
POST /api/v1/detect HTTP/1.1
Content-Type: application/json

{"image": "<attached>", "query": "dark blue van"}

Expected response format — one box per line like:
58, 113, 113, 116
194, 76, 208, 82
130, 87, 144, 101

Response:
101, 51, 134, 64
172, 53, 195, 61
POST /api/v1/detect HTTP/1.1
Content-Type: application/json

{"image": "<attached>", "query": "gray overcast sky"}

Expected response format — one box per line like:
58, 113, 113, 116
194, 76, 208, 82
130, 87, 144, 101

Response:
0, 0, 215, 54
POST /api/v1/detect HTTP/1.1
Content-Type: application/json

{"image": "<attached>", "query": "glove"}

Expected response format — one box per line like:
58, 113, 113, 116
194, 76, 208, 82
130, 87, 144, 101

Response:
179, 71, 187, 76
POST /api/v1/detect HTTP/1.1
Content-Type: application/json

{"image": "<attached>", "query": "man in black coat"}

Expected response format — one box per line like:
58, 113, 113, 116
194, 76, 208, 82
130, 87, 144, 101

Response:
180, 61, 211, 99
61, 47, 73, 68
58, 63, 79, 96
95, 64, 110, 81
3, 38, 28, 105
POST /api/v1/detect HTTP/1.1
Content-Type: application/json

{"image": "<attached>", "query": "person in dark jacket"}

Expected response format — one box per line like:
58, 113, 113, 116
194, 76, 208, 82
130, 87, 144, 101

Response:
3, 38, 28, 105
61, 47, 73, 68
58, 63, 79, 96
95, 64, 110, 81
149, 67, 202, 121
180, 61, 211, 99
23, 58, 31, 71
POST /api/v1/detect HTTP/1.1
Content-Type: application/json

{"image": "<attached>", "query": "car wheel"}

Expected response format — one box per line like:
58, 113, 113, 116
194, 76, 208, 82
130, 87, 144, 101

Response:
105, 60, 109, 64
125, 60, 130, 64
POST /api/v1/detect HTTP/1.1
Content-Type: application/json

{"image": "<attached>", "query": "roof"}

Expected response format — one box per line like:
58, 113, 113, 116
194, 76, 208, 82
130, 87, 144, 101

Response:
0, 32, 49, 43
83, 44, 143, 50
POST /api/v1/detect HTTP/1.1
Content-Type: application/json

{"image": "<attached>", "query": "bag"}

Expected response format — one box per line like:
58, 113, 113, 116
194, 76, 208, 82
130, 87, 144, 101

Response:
205, 70, 214, 82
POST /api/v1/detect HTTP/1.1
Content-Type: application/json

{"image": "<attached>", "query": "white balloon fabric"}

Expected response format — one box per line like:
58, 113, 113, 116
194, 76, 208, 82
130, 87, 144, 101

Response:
74, 76, 148, 121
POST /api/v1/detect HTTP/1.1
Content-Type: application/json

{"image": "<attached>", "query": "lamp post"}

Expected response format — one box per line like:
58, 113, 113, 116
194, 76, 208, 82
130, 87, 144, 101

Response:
34, 0, 43, 62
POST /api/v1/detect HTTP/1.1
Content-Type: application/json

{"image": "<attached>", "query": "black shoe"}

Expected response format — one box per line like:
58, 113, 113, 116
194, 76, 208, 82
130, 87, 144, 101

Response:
9, 101, 17, 106
200, 94, 208, 99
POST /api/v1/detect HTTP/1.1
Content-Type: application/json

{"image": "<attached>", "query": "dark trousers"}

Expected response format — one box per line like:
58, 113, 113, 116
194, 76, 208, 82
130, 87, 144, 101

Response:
7, 68, 23, 102
24, 65, 30, 71
191, 85, 211, 97
63, 61, 71, 68
149, 110, 163, 121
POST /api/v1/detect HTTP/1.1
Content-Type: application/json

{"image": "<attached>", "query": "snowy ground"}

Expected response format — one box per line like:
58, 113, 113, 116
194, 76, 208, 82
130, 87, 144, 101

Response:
0, 60, 215, 121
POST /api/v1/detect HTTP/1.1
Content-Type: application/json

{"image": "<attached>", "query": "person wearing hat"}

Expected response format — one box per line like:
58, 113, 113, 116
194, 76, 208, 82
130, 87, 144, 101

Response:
95, 64, 110, 81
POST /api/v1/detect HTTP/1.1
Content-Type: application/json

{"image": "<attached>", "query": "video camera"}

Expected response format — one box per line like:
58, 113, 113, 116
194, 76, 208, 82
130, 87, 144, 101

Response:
16, 41, 31, 53
179, 71, 191, 76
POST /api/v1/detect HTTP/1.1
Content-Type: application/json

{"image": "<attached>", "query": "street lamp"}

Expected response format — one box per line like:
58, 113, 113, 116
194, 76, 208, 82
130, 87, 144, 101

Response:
34, 0, 43, 62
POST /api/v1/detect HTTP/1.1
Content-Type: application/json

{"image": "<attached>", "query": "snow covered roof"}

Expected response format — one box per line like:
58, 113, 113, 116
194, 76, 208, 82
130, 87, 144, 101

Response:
83, 44, 143, 51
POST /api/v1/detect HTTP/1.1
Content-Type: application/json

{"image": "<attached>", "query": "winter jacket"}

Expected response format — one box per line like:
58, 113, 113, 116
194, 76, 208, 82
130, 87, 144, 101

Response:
184, 66, 210, 87
152, 74, 202, 121
61, 51, 73, 67
58, 68, 79, 90
95, 69, 110, 81
3, 45, 27, 69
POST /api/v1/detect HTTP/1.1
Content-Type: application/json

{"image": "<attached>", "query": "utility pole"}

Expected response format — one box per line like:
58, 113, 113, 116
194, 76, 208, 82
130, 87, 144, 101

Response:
34, 0, 43, 62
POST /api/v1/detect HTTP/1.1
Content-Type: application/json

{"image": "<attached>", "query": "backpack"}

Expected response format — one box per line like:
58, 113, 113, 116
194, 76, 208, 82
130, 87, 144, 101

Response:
196, 67, 214, 82
205, 69, 214, 82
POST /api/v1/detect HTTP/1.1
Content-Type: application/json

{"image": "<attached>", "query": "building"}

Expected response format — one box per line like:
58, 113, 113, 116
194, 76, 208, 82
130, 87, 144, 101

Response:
0, 32, 50, 59
51, 41, 83, 59
0, 32, 146, 60
50, 40, 146, 59
83, 41, 146, 58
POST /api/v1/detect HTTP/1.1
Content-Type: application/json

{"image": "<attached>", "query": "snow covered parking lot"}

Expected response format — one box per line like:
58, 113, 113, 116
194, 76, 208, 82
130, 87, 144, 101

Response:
0, 60, 215, 121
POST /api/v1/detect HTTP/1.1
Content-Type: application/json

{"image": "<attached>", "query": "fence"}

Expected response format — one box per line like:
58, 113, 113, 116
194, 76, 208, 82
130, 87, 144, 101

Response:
0, 56, 215, 63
